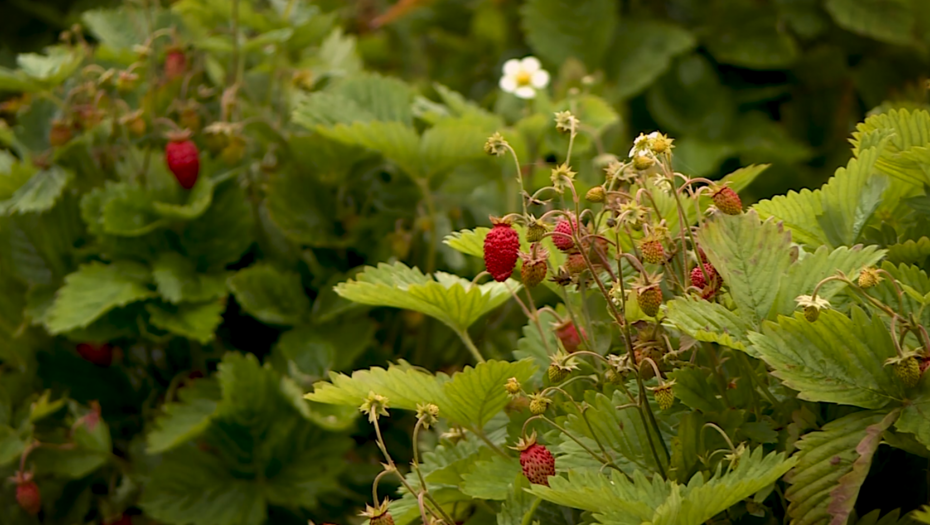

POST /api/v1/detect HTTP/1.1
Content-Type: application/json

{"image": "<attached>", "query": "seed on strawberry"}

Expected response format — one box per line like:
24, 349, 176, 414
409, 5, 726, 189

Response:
526, 219, 548, 243
513, 433, 556, 486
565, 253, 587, 275
552, 216, 581, 252
894, 357, 921, 387
554, 319, 585, 353
639, 239, 665, 265
14, 474, 41, 516
712, 186, 742, 215
636, 284, 663, 317
165, 131, 200, 190
690, 263, 721, 300
652, 383, 675, 411
858, 267, 882, 289
484, 218, 520, 282
359, 498, 394, 525
164, 47, 187, 80
77, 343, 113, 367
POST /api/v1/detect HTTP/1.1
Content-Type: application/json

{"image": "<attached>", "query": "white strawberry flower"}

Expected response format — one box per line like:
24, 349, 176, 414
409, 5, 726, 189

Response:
499, 57, 550, 99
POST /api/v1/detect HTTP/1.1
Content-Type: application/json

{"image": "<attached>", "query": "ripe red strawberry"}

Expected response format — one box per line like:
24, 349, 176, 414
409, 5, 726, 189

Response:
636, 284, 663, 317
712, 187, 742, 215
15, 476, 41, 516
360, 498, 394, 525
565, 253, 587, 275
640, 239, 665, 265
690, 263, 721, 299
552, 216, 580, 252
515, 434, 555, 486
484, 218, 520, 281
554, 319, 585, 353
77, 343, 113, 367
165, 131, 200, 189
164, 47, 187, 80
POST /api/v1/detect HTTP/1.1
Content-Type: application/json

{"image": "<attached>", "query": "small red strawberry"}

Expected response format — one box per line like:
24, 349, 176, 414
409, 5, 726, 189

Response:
13, 472, 41, 516
690, 263, 721, 299
165, 131, 200, 190
554, 319, 585, 353
359, 498, 394, 525
77, 343, 113, 367
484, 217, 520, 282
164, 47, 187, 80
636, 283, 663, 317
552, 215, 581, 252
514, 433, 556, 486
639, 239, 665, 265
565, 253, 587, 275
712, 186, 742, 215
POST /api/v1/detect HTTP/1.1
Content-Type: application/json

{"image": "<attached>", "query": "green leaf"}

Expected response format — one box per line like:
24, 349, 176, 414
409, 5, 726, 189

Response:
460, 455, 522, 500
669, 367, 726, 413
513, 309, 560, 385
274, 320, 374, 378
418, 120, 491, 177
851, 109, 930, 186
146, 300, 226, 344
665, 296, 754, 353
140, 447, 267, 525
440, 359, 536, 429
147, 379, 222, 454
152, 252, 229, 304
748, 307, 904, 409
17, 47, 82, 84
530, 469, 669, 524
305, 361, 447, 412
45, 261, 156, 334
101, 182, 167, 236
0, 165, 73, 215
894, 379, 930, 450
151, 174, 216, 221
521, 0, 619, 69
825, 0, 915, 46
82, 8, 148, 50
607, 19, 695, 99
317, 120, 420, 177
265, 166, 343, 248
498, 476, 540, 525
705, 15, 799, 69
228, 264, 310, 326
753, 187, 827, 247
697, 210, 794, 323
786, 410, 897, 525
334, 262, 518, 334
291, 91, 375, 127
180, 181, 254, 270
886, 237, 930, 266
332, 73, 414, 125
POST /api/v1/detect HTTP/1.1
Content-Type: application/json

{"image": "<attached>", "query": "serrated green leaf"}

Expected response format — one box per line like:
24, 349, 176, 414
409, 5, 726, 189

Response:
894, 379, 930, 451
886, 237, 930, 266
334, 262, 517, 333
521, 0, 618, 69
147, 379, 221, 454
151, 174, 215, 220
332, 73, 414, 125
101, 182, 167, 236
419, 120, 491, 177
274, 320, 374, 378
698, 210, 794, 323
146, 300, 226, 344
291, 91, 375, 127
607, 19, 695, 99
460, 455, 521, 500
180, 181, 254, 270
753, 187, 827, 247
786, 410, 895, 525
530, 469, 669, 523
825, 0, 915, 46
152, 252, 229, 304
851, 109, 930, 186
498, 476, 540, 525
665, 296, 754, 353
45, 261, 156, 334
0, 165, 73, 215
749, 307, 904, 409
305, 361, 447, 412
264, 166, 343, 248
669, 367, 726, 413
227, 264, 310, 326
441, 359, 536, 429
318, 120, 421, 177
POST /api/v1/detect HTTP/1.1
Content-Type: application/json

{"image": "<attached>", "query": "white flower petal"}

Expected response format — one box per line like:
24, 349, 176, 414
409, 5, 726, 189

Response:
514, 86, 537, 99
530, 69, 550, 89
503, 59, 522, 76
520, 56, 541, 73
499, 76, 517, 93
647, 131, 660, 139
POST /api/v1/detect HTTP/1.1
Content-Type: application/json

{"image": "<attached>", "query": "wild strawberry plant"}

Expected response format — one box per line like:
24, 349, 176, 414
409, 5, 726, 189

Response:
309, 107, 930, 524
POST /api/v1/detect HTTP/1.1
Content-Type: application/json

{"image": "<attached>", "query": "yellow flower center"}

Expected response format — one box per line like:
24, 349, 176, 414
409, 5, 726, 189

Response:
515, 71, 533, 87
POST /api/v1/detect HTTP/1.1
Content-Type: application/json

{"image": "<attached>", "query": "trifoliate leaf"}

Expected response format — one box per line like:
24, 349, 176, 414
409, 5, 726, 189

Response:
334, 262, 518, 334
0, 165, 73, 215
45, 261, 156, 334
147, 378, 222, 454
749, 307, 904, 409
698, 210, 794, 323
146, 300, 226, 344
228, 264, 310, 326
152, 252, 230, 304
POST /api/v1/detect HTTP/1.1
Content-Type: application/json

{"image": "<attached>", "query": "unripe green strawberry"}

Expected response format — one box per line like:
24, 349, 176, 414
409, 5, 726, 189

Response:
528, 394, 551, 415
585, 186, 605, 203
514, 434, 555, 486
895, 357, 921, 387
652, 383, 675, 411
526, 220, 547, 243
712, 186, 742, 215
637, 284, 663, 318
639, 239, 665, 265
565, 253, 586, 275
504, 377, 521, 395
360, 499, 394, 525
858, 267, 881, 289
484, 218, 520, 282
521, 259, 547, 288
604, 368, 622, 385
548, 363, 569, 383
803, 305, 820, 322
